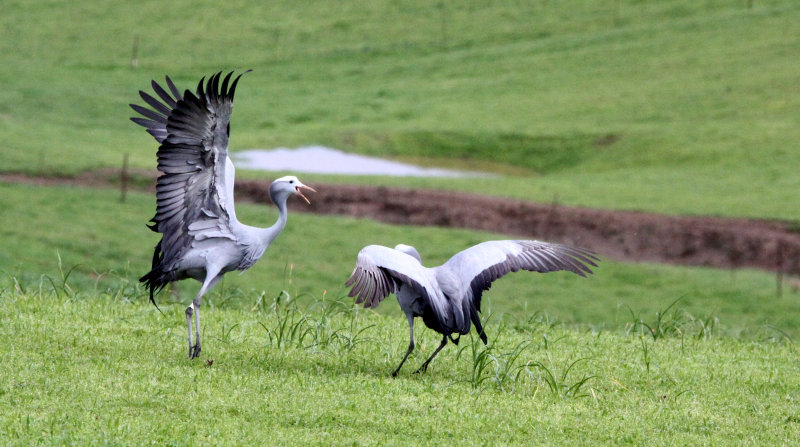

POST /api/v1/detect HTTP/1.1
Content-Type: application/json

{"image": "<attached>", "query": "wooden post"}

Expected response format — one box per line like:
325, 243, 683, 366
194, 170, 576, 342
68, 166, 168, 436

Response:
437, 2, 448, 49
131, 35, 139, 69
120, 153, 129, 202
776, 240, 783, 298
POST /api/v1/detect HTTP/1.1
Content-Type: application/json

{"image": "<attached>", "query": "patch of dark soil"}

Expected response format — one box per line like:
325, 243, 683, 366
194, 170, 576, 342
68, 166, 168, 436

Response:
593, 133, 621, 147
4, 171, 799, 274
241, 182, 800, 275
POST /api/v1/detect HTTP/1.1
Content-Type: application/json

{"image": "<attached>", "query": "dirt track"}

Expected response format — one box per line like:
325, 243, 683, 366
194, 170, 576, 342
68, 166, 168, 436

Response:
4, 171, 800, 275
248, 181, 800, 275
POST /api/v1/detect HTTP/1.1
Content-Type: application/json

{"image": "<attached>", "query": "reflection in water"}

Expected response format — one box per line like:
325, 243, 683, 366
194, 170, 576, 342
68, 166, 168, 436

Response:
232, 146, 492, 178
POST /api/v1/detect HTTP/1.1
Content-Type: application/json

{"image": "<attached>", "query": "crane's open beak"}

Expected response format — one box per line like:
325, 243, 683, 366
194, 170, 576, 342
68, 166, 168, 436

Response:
295, 184, 316, 205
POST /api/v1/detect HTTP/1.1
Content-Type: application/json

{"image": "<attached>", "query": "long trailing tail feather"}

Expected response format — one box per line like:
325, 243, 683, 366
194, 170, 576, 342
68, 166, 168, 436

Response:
139, 241, 165, 315
469, 301, 488, 345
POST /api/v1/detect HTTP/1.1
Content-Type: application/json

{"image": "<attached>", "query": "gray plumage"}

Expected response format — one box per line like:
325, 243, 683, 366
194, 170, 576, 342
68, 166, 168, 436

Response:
131, 71, 315, 359
346, 240, 599, 376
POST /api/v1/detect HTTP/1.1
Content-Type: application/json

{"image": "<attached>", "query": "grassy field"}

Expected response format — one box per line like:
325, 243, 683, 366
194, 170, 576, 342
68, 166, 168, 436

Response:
1, 286, 798, 445
1, 1, 799, 218
3, 183, 799, 341
2, 1, 799, 444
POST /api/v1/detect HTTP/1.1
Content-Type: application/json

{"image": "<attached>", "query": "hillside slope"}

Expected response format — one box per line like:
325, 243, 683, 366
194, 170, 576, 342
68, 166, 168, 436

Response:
1, 1, 798, 218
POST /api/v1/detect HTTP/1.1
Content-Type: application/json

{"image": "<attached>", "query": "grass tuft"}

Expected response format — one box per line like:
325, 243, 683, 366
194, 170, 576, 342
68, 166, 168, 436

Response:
623, 298, 720, 341
528, 354, 596, 399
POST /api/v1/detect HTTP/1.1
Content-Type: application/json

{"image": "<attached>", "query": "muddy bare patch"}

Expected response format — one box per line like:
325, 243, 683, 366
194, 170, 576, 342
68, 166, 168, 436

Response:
4, 171, 799, 274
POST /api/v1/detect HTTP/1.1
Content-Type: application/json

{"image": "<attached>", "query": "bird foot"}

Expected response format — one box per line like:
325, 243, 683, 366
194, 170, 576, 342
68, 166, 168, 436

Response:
413, 365, 428, 375
189, 344, 201, 359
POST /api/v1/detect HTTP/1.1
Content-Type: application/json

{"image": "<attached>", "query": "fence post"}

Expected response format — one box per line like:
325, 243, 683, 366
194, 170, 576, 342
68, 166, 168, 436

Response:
776, 240, 783, 298
120, 153, 129, 202
131, 35, 139, 69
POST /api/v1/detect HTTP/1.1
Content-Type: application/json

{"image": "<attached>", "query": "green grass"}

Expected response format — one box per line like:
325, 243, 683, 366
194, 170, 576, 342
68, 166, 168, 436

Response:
1, 287, 799, 445
2, 2, 800, 443
2, 1, 799, 218
3, 182, 799, 341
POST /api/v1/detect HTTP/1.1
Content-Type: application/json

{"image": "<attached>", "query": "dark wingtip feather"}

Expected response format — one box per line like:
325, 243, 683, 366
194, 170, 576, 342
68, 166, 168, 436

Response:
228, 72, 248, 99
130, 103, 166, 122
137, 90, 170, 115
165, 75, 181, 99
151, 80, 179, 108
345, 272, 357, 288
206, 72, 222, 102
195, 76, 206, 100
129, 116, 151, 126
220, 72, 234, 96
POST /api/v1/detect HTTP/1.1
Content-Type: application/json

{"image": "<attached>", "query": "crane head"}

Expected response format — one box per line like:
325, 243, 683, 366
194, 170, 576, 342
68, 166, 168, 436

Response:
272, 175, 316, 204
394, 244, 422, 263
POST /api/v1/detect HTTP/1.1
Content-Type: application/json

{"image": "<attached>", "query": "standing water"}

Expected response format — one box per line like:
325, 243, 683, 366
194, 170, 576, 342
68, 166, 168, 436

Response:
232, 146, 492, 178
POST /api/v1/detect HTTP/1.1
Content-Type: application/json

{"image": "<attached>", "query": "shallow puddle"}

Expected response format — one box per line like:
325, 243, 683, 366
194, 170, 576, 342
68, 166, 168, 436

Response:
232, 146, 492, 177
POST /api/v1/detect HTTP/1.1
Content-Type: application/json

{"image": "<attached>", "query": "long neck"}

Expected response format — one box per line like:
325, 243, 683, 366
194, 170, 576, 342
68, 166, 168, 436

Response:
260, 193, 289, 246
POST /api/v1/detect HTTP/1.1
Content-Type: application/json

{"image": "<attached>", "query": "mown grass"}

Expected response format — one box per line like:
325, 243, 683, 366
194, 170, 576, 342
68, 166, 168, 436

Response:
1, 1, 799, 218
1, 285, 798, 446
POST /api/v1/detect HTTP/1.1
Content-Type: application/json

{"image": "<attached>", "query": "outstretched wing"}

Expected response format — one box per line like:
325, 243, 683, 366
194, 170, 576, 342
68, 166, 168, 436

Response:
130, 75, 184, 143
440, 240, 599, 311
130, 71, 248, 272
346, 245, 444, 311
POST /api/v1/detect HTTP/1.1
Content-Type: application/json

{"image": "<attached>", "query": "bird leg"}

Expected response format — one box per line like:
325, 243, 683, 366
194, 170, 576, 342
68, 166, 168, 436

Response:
186, 300, 202, 359
187, 270, 221, 359
191, 299, 202, 358
185, 305, 194, 358
392, 314, 416, 377
414, 335, 448, 375
186, 299, 203, 359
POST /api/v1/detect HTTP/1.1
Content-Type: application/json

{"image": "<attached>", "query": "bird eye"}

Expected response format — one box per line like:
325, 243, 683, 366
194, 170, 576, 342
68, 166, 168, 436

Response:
289, 180, 295, 184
